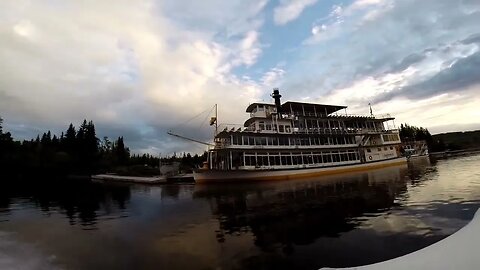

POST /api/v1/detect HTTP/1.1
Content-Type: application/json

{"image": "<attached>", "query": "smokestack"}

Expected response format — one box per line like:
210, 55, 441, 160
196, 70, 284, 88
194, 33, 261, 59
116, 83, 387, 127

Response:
271, 88, 282, 115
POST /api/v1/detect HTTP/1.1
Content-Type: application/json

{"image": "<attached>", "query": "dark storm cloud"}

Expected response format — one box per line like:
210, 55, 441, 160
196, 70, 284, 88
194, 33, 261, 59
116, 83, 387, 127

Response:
461, 33, 480, 45
389, 53, 427, 74
290, 0, 480, 103
374, 50, 480, 103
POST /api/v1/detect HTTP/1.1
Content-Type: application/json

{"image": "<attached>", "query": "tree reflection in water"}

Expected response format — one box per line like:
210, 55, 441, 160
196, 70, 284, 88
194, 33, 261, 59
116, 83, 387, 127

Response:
0, 179, 131, 229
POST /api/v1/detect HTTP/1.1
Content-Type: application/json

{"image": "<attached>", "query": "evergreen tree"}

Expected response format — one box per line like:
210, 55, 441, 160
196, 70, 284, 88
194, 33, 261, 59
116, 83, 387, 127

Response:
65, 124, 76, 154
114, 136, 129, 165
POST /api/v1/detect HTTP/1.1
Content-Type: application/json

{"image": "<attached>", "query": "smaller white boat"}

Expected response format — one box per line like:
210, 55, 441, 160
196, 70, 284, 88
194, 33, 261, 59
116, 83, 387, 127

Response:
403, 140, 429, 159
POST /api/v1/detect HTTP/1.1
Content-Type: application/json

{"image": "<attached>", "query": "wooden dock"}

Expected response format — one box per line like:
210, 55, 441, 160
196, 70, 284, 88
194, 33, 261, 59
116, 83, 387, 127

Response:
166, 173, 194, 183
91, 174, 167, 184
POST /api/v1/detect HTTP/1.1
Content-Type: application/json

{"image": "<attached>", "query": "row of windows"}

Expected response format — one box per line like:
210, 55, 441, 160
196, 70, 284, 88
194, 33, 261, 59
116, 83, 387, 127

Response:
231, 135, 357, 146
366, 146, 394, 152
296, 119, 344, 129
291, 119, 382, 130
241, 151, 359, 167
383, 134, 400, 142
258, 122, 292, 133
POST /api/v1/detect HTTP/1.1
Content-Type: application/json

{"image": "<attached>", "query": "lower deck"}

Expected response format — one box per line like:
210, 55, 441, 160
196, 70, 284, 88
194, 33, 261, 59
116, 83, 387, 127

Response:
208, 145, 400, 171
195, 157, 407, 183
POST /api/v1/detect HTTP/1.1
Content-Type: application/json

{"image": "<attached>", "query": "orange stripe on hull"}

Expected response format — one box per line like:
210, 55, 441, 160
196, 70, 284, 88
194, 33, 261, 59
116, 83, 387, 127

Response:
194, 158, 407, 184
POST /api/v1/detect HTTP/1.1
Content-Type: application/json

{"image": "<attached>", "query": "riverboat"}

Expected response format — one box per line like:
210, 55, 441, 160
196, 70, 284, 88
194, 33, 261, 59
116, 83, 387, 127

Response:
194, 89, 407, 183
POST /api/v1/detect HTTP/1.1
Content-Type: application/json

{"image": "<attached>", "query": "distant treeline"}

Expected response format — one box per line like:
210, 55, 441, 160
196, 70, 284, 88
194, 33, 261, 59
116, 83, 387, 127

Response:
0, 117, 206, 178
431, 130, 480, 151
398, 123, 480, 152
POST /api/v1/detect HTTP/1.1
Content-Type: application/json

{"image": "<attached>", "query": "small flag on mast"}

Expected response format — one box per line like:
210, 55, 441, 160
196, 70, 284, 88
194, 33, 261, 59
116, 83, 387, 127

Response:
369, 103, 373, 116
209, 117, 217, 126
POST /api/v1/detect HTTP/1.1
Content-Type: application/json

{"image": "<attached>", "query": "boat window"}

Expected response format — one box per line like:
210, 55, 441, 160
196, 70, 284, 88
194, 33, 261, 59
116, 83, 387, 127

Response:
285, 126, 291, 133
274, 155, 280, 166
377, 147, 382, 151
269, 155, 275, 166
280, 154, 291, 165
367, 148, 371, 152
258, 105, 264, 111
292, 155, 299, 165
245, 155, 255, 166
266, 124, 272, 130
390, 146, 393, 150
232, 135, 238, 145
279, 125, 285, 132
257, 156, 263, 166
272, 137, 278, 146
268, 156, 277, 166
324, 153, 332, 163
289, 138, 295, 145
319, 137, 326, 145
307, 155, 314, 164
384, 147, 388, 151
259, 122, 265, 131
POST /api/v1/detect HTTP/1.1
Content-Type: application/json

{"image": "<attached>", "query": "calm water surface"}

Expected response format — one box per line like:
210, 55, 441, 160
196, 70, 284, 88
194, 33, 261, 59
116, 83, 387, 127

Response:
1, 155, 480, 270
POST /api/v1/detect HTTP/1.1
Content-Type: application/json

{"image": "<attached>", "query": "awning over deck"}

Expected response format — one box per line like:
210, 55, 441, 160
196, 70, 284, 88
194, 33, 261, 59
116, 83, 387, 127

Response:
281, 101, 347, 116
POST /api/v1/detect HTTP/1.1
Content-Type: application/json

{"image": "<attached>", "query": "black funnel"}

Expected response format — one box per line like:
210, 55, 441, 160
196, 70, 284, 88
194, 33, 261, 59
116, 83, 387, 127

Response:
271, 88, 282, 114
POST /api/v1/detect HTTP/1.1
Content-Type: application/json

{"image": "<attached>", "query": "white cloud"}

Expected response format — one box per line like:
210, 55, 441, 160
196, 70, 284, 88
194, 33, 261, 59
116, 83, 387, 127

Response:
232, 31, 262, 67
281, 0, 480, 134
274, 0, 318, 25
305, 0, 391, 44
261, 67, 286, 86
0, 0, 269, 154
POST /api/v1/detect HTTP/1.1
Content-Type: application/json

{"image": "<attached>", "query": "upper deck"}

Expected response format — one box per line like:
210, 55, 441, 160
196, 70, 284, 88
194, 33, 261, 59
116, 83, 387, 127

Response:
216, 90, 398, 140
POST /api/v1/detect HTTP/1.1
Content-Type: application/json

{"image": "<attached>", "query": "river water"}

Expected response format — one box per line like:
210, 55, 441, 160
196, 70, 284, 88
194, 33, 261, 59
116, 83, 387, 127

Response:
1, 155, 480, 270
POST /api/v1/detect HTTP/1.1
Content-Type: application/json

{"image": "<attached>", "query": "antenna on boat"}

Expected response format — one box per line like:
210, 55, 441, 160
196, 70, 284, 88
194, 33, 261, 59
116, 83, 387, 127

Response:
369, 102, 373, 117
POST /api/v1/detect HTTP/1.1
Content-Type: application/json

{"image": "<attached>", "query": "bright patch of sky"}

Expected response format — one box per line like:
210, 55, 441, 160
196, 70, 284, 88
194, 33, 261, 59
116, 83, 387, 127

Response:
1, 0, 480, 154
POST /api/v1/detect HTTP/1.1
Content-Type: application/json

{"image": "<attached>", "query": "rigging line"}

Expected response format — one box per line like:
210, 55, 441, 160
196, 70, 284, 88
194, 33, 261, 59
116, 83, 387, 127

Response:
169, 105, 214, 132
220, 123, 243, 126
198, 104, 216, 130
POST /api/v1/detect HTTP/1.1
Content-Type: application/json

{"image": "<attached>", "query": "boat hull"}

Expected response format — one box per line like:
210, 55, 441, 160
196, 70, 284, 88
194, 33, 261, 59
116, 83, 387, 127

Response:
194, 157, 407, 183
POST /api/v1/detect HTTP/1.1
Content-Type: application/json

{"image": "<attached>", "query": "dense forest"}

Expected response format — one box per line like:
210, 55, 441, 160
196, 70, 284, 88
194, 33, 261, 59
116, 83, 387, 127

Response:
0, 117, 206, 178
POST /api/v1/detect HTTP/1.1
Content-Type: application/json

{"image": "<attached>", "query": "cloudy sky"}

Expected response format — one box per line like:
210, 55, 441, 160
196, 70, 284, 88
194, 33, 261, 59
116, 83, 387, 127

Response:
1, 0, 480, 154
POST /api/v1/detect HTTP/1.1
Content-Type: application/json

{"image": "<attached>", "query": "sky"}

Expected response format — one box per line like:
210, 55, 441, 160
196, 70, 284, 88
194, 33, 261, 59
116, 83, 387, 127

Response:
1, 0, 480, 155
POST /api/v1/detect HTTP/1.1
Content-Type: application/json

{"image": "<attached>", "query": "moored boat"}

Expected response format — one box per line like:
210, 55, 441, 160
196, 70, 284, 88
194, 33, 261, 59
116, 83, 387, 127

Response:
194, 89, 407, 183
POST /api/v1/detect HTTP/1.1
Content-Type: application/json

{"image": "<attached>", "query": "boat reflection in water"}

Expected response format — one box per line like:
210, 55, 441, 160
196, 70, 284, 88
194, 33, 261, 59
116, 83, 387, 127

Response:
193, 163, 419, 266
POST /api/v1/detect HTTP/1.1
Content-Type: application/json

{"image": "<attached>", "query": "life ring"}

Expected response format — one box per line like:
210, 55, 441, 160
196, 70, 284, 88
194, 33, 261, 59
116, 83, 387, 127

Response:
368, 156, 373, 160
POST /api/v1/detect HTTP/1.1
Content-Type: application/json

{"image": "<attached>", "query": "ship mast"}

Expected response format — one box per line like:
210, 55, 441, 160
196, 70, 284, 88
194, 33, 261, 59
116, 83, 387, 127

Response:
215, 104, 218, 136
